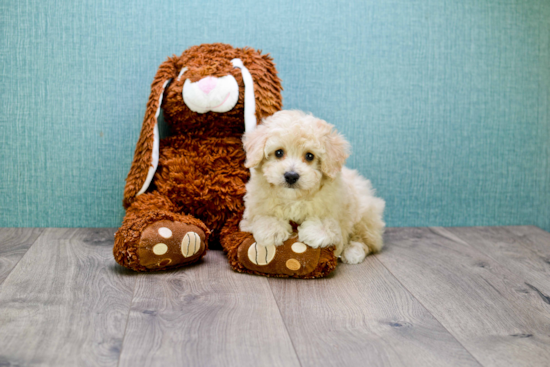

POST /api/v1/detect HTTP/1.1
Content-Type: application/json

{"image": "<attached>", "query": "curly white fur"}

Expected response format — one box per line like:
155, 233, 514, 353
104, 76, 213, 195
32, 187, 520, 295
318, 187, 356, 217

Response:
240, 110, 385, 264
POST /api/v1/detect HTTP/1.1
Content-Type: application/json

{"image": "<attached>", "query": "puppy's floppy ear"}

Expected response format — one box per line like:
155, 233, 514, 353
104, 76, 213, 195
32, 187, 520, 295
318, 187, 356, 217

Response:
321, 127, 350, 179
242, 124, 269, 168
122, 56, 178, 208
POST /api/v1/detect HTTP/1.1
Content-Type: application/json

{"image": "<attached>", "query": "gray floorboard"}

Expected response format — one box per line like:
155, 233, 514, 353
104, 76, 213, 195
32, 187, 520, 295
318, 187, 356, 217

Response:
0, 228, 135, 367
379, 227, 550, 367
506, 225, 550, 259
268, 255, 481, 367
0, 228, 44, 285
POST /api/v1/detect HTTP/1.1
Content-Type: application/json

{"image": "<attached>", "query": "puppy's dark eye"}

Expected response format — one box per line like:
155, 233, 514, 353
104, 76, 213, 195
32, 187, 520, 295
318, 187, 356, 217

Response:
305, 152, 315, 161
275, 149, 284, 158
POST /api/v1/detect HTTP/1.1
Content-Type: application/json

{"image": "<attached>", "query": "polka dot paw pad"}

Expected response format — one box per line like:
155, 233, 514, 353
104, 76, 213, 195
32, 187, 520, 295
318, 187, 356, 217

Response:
137, 220, 206, 270
237, 236, 322, 276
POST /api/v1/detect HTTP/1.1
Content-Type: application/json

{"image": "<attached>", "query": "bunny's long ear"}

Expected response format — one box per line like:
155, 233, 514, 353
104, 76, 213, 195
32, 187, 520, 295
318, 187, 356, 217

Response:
234, 48, 283, 131
122, 57, 178, 208
231, 58, 257, 134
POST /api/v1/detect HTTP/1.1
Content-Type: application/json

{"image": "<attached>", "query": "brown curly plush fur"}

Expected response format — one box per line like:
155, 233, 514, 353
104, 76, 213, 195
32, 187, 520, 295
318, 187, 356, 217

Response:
114, 192, 210, 271
114, 43, 337, 277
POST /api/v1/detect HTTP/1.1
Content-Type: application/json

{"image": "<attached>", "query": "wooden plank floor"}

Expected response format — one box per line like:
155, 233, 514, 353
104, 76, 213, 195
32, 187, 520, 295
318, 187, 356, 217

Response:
0, 226, 549, 367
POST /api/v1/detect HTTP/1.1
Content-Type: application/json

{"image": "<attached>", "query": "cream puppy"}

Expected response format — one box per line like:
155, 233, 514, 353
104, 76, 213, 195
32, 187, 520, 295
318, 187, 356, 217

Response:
240, 110, 385, 264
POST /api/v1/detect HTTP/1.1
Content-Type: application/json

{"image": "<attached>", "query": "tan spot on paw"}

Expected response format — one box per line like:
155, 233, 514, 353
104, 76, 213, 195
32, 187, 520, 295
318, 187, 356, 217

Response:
286, 259, 301, 271
291, 242, 307, 253
152, 243, 168, 255
248, 243, 276, 265
158, 227, 172, 238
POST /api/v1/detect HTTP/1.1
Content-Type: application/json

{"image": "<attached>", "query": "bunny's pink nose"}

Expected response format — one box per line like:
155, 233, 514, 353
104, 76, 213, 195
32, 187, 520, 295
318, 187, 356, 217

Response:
197, 76, 217, 94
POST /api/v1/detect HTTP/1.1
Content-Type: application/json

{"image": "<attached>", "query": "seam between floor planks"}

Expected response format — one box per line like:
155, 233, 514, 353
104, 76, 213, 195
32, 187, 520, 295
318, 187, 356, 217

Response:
370, 256, 484, 366
266, 280, 304, 367
0, 228, 45, 286
116, 270, 139, 367
0, 230, 41, 285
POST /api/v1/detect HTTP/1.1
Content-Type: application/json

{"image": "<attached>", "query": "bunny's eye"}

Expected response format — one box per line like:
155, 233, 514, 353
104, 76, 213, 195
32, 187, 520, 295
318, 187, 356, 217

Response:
305, 152, 315, 161
275, 149, 285, 158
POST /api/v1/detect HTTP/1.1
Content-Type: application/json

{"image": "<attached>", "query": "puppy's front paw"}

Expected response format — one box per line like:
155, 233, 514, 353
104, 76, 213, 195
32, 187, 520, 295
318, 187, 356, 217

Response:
251, 217, 292, 247
341, 241, 369, 264
298, 219, 336, 248
255, 230, 291, 248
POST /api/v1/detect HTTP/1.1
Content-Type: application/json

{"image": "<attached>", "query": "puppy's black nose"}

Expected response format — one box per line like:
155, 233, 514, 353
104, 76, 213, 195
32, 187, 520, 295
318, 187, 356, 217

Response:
284, 171, 300, 185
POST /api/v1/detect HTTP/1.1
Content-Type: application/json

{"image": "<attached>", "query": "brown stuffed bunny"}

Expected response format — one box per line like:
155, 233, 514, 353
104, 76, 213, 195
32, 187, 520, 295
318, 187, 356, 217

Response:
114, 43, 337, 278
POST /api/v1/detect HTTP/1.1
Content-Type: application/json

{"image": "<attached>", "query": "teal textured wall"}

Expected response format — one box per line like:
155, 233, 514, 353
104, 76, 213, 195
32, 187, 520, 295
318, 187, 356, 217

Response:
1, 0, 549, 230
